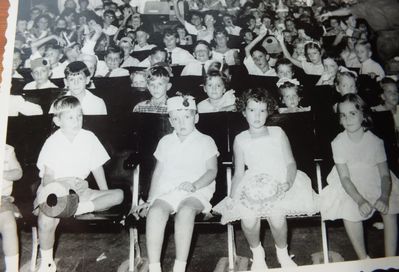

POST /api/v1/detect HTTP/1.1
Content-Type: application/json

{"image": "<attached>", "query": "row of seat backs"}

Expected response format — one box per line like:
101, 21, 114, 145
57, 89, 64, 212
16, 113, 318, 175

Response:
6, 110, 397, 215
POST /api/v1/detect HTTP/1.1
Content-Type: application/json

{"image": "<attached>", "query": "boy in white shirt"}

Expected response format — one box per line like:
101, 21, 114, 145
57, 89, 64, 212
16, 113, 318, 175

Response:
355, 40, 385, 81
95, 47, 130, 77
50, 61, 107, 115
163, 29, 195, 66
35, 95, 124, 272
23, 58, 58, 90
140, 96, 219, 272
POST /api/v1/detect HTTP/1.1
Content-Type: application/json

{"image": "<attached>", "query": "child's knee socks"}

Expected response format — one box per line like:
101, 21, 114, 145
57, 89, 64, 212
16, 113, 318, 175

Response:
250, 243, 268, 270
275, 245, 297, 267
75, 201, 95, 216
5, 254, 18, 272
149, 262, 162, 272
173, 259, 187, 272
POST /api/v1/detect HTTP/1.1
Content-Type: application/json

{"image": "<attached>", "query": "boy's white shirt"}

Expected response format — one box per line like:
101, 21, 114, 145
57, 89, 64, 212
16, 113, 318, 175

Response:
49, 90, 107, 115
37, 129, 109, 180
360, 58, 386, 81
243, 56, 277, 76
23, 80, 58, 90
8, 95, 43, 116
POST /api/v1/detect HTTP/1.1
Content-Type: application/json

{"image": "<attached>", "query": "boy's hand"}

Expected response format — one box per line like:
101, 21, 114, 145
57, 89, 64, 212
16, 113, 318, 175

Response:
358, 200, 373, 217
374, 197, 389, 214
178, 182, 196, 193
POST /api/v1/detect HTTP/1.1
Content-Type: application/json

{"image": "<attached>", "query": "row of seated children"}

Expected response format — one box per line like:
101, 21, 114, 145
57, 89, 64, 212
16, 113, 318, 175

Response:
10, 56, 398, 130
4, 87, 399, 272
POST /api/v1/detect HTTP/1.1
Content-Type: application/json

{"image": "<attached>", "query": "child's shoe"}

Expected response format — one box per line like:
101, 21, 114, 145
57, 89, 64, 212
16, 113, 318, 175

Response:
275, 245, 297, 268
37, 260, 56, 272
250, 244, 268, 271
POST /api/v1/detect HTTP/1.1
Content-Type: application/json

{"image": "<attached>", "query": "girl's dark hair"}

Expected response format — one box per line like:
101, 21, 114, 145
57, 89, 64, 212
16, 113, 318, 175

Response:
278, 81, 303, 98
337, 93, 373, 130
237, 88, 277, 115
304, 42, 322, 62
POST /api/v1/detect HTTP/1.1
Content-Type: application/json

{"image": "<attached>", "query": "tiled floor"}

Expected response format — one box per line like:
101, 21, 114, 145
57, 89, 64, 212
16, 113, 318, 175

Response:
0, 217, 391, 272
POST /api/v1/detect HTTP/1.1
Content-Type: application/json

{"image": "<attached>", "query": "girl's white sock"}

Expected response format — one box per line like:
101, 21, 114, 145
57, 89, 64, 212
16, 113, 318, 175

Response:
40, 248, 53, 263
75, 201, 95, 216
5, 254, 19, 272
149, 262, 162, 272
173, 259, 187, 272
275, 245, 297, 267
250, 243, 265, 260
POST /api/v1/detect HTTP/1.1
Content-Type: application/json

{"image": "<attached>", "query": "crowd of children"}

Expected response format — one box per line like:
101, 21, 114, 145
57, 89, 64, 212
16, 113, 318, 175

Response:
4, 0, 399, 271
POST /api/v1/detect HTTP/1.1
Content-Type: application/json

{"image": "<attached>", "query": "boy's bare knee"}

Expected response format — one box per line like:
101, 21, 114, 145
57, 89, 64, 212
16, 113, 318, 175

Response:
267, 215, 286, 228
113, 189, 124, 205
148, 200, 172, 217
241, 217, 259, 229
0, 212, 17, 233
38, 213, 59, 232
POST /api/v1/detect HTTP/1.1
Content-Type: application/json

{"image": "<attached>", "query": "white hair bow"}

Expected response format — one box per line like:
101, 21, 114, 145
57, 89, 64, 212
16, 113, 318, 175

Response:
276, 78, 300, 88
338, 66, 358, 77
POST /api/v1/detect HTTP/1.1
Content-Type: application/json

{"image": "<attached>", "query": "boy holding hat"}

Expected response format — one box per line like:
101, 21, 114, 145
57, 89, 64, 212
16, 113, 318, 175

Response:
35, 95, 124, 272
23, 58, 58, 90
142, 95, 219, 272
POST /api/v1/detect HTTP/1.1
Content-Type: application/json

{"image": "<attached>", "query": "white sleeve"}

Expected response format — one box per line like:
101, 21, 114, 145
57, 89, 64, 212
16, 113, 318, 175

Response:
184, 21, 198, 36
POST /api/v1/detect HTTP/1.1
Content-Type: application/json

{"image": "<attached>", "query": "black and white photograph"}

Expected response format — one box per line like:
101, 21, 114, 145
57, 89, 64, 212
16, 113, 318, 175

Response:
0, 0, 399, 271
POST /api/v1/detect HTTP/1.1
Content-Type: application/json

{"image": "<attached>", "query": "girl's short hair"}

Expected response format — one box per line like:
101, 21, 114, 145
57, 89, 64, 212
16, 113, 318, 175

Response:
337, 93, 372, 130
237, 88, 277, 115
278, 81, 303, 98
52, 95, 81, 116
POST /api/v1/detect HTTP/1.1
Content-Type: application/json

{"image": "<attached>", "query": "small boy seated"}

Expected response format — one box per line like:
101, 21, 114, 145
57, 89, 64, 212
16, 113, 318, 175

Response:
181, 40, 214, 76
137, 47, 167, 68
118, 37, 140, 68
23, 58, 58, 90
133, 65, 172, 114
1, 144, 23, 272
50, 61, 107, 115
163, 28, 195, 66
35, 95, 124, 272
95, 47, 130, 77
44, 44, 68, 79
371, 77, 399, 131
133, 26, 156, 52
142, 95, 219, 272
12, 49, 24, 79
355, 40, 385, 81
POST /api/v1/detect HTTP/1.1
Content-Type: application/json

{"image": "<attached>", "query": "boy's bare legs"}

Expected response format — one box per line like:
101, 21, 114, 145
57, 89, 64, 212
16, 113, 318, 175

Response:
38, 212, 60, 271
382, 214, 398, 256
173, 198, 203, 272
146, 200, 173, 272
343, 219, 368, 259
268, 215, 297, 267
91, 189, 124, 211
76, 189, 124, 216
0, 211, 19, 272
241, 217, 268, 270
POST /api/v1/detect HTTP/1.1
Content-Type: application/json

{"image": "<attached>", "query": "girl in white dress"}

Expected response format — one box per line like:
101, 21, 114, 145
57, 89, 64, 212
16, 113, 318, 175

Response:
213, 88, 318, 270
320, 93, 399, 259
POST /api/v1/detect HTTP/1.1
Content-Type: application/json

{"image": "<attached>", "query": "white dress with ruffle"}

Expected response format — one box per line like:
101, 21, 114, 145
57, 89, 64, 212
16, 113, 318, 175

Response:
213, 127, 319, 224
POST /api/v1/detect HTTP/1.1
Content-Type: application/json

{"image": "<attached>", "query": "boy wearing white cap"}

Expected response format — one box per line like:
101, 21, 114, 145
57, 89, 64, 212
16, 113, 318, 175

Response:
23, 58, 58, 90
144, 96, 219, 272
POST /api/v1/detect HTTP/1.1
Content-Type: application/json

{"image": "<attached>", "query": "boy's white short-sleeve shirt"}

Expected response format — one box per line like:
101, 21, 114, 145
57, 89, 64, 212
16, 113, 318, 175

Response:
360, 58, 385, 81
152, 129, 219, 198
49, 90, 107, 115
167, 47, 195, 66
23, 80, 58, 90
243, 56, 277, 76
37, 129, 110, 180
